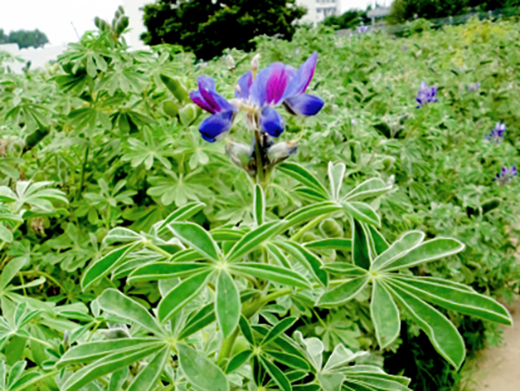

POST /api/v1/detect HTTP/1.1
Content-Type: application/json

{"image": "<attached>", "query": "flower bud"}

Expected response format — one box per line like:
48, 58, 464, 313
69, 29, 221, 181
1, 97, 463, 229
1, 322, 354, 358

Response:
251, 54, 261, 74
226, 141, 253, 171
267, 141, 298, 166
225, 54, 235, 71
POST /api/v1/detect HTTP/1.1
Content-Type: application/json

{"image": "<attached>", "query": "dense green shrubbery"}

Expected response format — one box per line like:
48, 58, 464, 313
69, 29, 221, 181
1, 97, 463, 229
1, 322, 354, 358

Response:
388, 0, 520, 24
0, 16, 519, 390
321, 10, 370, 30
141, 0, 305, 60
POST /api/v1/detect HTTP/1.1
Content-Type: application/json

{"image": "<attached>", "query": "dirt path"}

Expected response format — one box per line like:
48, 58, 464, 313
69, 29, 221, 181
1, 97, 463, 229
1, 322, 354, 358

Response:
464, 300, 520, 390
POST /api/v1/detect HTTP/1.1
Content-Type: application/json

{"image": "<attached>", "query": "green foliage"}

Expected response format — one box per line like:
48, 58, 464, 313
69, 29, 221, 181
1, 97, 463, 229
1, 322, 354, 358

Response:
0, 29, 49, 49
321, 10, 369, 30
0, 15, 518, 391
141, 0, 306, 60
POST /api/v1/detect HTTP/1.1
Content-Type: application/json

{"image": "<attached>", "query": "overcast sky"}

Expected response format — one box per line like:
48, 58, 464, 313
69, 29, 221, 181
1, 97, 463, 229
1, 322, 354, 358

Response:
0, 0, 383, 46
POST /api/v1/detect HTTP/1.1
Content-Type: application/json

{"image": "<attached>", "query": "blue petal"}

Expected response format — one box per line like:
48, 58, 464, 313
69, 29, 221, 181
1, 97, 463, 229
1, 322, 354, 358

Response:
284, 94, 324, 116
260, 106, 285, 137
250, 63, 294, 106
284, 52, 318, 99
235, 71, 253, 100
199, 111, 234, 142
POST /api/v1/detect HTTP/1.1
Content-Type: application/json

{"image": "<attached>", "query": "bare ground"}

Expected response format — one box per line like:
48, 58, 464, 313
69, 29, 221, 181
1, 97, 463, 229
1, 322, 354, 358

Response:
463, 299, 520, 390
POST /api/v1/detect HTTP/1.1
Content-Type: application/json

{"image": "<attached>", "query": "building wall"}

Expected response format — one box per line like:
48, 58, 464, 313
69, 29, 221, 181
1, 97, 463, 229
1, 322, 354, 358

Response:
123, 0, 149, 50
297, 0, 318, 25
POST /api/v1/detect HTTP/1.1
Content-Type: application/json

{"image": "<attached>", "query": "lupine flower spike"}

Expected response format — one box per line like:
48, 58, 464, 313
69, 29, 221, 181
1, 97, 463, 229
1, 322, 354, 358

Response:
416, 81, 438, 108
485, 122, 506, 142
467, 82, 480, 92
190, 52, 324, 185
494, 166, 517, 185
357, 25, 369, 34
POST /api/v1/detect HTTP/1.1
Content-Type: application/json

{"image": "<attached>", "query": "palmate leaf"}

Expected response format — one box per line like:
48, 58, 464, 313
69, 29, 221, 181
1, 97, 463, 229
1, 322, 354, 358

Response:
370, 280, 400, 350
158, 270, 212, 322
229, 263, 310, 289
127, 346, 170, 391
168, 222, 220, 262
98, 289, 165, 336
62, 344, 165, 391
278, 162, 329, 199
386, 282, 465, 369
254, 184, 265, 226
178, 344, 229, 391
320, 227, 511, 366
216, 269, 240, 338
273, 241, 328, 287
226, 221, 287, 262
81, 243, 140, 290
127, 262, 211, 284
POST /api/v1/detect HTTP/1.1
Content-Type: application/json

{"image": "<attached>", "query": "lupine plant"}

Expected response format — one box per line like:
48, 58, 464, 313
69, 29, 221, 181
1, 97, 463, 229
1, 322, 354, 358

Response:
415, 81, 438, 108
1, 14, 520, 391
47, 56, 511, 390
485, 121, 506, 142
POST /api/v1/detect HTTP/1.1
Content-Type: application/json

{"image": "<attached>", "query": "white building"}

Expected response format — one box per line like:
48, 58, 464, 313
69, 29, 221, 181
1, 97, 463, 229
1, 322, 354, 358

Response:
297, 0, 391, 25
123, 0, 149, 50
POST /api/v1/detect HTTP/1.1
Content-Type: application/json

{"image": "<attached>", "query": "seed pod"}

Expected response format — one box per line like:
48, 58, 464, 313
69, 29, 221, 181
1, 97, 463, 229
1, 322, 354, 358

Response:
116, 16, 129, 35
160, 74, 189, 103
163, 100, 180, 118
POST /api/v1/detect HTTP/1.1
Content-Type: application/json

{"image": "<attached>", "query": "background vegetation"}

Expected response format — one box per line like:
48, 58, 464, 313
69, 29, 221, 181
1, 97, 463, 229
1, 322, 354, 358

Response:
0, 11, 519, 391
0, 29, 49, 49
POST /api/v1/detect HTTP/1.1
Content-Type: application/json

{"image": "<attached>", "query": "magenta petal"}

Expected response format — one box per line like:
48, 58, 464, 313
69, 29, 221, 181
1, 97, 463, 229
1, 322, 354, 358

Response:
284, 52, 318, 98
260, 106, 285, 137
190, 90, 216, 114
235, 71, 253, 100
197, 75, 235, 113
265, 64, 294, 105
250, 63, 294, 106
284, 94, 324, 116
199, 111, 234, 143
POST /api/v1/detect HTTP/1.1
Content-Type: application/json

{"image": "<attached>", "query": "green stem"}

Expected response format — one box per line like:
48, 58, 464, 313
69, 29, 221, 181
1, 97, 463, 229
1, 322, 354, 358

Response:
253, 130, 265, 186
76, 146, 90, 201
20, 270, 65, 291
291, 214, 329, 242
20, 334, 55, 349
145, 242, 172, 259
218, 328, 240, 365
219, 287, 294, 365
18, 273, 27, 296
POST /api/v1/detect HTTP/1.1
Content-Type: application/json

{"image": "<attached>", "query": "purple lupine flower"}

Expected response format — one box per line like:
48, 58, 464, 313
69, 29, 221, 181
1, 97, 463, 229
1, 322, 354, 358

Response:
467, 82, 480, 92
191, 52, 323, 142
189, 76, 237, 142
485, 122, 506, 142
416, 81, 438, 108
357, 25, 369, 34
403, 45, 408, 51
494, 165, 517, 185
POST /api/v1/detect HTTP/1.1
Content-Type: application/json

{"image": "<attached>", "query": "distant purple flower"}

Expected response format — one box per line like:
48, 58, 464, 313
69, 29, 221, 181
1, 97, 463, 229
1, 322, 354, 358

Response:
467, 82, 480, 92
494, 165, 517, 185
485, 122, 506, 142
416, 81, 438, 108
191, 52, 323, 143
357, 25, 369, 34
403, 45, 407, 51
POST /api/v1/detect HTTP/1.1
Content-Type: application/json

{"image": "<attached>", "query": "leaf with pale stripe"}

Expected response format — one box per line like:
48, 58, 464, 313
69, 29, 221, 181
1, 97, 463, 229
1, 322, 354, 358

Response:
387, 282, 465, 368
168, 222, 220, 262
393, 276, 512, 325
370, 280, 400, 349
318, 275, 370, 306
370, 231, 424, 271
158, 270, 212, 322
381, 238, 465, 271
